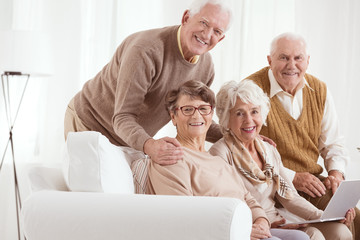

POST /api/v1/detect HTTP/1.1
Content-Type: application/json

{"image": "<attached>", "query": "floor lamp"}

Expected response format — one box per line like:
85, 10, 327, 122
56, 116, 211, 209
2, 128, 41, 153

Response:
0, 30, 52, 240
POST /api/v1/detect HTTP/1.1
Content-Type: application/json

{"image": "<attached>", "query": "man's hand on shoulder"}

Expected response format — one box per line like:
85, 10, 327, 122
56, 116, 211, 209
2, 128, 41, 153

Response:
144, 137, 183, 165
259, 135, 276, 147
293, 172, 326, 198
324, 170, 344, 194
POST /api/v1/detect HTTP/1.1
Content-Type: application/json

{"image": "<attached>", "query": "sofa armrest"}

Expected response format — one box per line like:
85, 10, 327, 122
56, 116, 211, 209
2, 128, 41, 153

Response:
22, 191, 251, 240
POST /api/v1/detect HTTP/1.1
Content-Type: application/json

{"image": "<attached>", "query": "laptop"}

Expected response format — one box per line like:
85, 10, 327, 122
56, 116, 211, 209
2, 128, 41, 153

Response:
280, 179, 360, 226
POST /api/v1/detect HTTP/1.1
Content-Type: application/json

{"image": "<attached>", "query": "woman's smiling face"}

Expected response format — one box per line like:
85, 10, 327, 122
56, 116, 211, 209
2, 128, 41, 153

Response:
171, 95, 213, 139
228, 97, 263, 144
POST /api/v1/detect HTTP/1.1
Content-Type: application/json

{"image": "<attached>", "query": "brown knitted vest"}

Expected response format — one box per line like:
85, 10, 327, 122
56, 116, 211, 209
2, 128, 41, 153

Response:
247, 67, 327, 175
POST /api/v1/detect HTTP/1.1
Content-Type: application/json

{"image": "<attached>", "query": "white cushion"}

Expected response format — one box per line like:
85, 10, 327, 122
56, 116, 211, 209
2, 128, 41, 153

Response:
63, 131, 145, 193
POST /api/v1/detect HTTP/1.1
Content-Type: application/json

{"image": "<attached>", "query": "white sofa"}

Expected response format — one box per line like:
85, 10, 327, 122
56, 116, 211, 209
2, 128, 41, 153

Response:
21, 131, 252, 240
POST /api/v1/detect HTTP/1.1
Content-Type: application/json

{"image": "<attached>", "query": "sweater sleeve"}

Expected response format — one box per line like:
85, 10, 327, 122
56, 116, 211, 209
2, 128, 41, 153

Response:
112, 45, 157, 151
243, 182, 271, 225
112, 39, 215, 152
319, 88, 349, 175
210, 139, 270, 225
206, 122, 223, 143
204, 74, 223, 143
148, 158, 193, 196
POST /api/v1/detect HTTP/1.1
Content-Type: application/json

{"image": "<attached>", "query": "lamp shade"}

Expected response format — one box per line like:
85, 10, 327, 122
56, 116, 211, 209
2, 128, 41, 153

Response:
0, 30, 53, 76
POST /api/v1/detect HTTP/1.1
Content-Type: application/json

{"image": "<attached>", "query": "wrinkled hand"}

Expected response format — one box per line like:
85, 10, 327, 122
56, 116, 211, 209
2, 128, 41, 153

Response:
323, 170, 344, 194
259, 135, 276, 147
143, 137, 183, 165
293, 172, 326, 198
251, 218, 271, 240
271, 218, 307, 229
271, 218, 286, 228
340, 208, 356, 227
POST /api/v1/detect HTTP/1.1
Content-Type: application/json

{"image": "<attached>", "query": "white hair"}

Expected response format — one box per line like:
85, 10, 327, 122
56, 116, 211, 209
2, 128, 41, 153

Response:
269, 32, 308, 56
216, 80, 270, 133
188, 0, 233, 31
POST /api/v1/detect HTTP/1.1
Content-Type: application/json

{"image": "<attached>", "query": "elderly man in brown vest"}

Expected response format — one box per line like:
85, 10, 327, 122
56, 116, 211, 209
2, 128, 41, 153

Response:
246, 32, 359, 239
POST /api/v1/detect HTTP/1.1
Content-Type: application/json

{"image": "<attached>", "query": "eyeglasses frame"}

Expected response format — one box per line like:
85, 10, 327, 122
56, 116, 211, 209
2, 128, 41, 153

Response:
175, 105, 213, 116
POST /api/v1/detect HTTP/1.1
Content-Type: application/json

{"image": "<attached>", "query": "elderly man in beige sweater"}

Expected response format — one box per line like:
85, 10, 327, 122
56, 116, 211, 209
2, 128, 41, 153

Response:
64, 0, 232, 163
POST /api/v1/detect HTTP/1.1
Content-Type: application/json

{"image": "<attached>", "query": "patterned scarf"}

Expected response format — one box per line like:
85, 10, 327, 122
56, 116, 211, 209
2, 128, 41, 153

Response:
224, 131, 294, 200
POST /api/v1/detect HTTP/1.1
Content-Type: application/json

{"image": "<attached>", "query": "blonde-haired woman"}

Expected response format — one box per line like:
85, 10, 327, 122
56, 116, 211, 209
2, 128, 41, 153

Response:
209, 80, 354, 240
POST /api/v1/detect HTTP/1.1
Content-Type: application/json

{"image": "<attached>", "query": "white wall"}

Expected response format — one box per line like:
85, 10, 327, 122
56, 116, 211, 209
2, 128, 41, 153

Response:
0, 0, 359, 239
1, 0, 357, 174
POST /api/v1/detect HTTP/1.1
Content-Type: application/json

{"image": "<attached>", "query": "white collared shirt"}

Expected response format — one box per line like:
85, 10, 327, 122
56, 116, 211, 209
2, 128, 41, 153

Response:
268, 69, 349, 180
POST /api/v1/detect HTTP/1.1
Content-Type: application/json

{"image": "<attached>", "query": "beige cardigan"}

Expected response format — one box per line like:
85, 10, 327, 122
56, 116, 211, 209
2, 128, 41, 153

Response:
209, 138, 323, 223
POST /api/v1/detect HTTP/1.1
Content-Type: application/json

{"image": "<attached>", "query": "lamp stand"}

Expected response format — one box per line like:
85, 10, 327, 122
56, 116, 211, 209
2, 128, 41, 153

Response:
0, 71, 29, 240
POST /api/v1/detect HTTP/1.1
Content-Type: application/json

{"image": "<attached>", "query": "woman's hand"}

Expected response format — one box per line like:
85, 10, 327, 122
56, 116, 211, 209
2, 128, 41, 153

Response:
271, 218, 307, 229
341, 208, 356, 227
251, 217, 272, 240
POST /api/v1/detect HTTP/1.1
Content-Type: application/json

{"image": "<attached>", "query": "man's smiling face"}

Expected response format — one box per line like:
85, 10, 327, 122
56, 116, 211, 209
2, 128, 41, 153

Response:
267, 37, 310, 95
180, 3, 229, 61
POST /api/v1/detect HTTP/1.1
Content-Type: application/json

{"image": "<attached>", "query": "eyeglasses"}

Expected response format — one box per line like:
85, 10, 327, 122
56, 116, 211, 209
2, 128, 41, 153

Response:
199, 20, 225, 39
175, 105, 213, 116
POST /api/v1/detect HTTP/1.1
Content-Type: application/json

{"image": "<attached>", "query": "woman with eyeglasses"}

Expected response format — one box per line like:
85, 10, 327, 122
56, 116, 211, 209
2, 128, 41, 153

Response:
147, 80, 310, 240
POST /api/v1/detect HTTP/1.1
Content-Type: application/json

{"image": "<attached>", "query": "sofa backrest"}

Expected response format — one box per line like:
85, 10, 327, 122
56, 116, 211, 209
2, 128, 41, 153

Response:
28, 166, 69, 192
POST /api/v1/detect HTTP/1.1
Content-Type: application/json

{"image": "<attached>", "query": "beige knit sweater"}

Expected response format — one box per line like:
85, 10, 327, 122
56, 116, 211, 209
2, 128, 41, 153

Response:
74, 25, 221, 151
148, 147, 269, 223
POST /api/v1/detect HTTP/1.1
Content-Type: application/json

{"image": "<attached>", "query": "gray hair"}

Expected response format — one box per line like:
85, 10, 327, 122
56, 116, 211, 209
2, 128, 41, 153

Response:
269, 32, 308, 56
188, 0, 233, 31
216, 80, 270, 133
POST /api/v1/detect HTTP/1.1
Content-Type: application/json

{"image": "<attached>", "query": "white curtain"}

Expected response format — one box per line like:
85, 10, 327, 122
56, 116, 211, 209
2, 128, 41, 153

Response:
1, 0, 359, 238
0, 0, 358, 187
0, 0, 359, 188
292, 0, 360, 179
